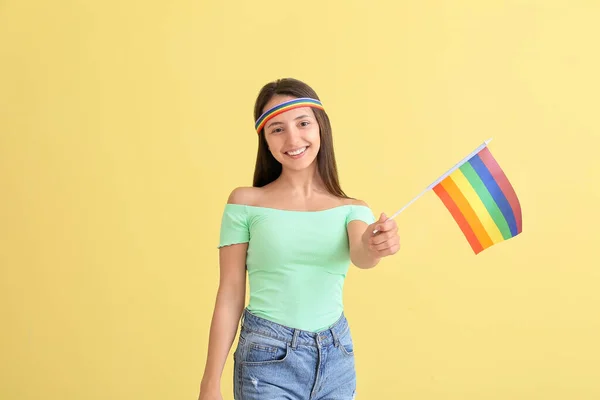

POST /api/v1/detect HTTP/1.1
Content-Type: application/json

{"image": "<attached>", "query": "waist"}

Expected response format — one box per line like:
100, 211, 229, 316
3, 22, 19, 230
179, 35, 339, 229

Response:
240, 308, 350, 348
246, 269, 345, 332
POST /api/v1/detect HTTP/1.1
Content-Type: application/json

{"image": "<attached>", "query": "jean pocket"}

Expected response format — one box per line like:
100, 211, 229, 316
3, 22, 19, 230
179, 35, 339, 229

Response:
241, 333, 290, 365
338, 331, 355, 356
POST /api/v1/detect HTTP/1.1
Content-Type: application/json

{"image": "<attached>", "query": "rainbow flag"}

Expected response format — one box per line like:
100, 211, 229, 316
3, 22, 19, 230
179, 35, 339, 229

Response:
432, 145, 522, 254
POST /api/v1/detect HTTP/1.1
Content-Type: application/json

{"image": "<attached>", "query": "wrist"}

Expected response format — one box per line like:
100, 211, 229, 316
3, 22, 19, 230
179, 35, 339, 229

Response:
201, 376, 221, 391
361, 234, 377, 257
359, 234, 381, 267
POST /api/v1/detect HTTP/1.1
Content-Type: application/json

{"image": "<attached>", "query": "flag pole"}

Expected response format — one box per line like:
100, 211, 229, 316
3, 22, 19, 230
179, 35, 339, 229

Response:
373, 138, 493, 233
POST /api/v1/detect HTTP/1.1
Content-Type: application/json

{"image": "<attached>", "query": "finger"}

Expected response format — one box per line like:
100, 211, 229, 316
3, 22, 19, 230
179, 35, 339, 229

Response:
373, 241, 401, 256
372, 234, 401, 251
371, 236, 399, 252
373, 222, 394, 236
371, 213, 388, 233
371, 233, 395, 247
370, 228, 399, 245
382, 243, 401, 256
377, 218, 397, 233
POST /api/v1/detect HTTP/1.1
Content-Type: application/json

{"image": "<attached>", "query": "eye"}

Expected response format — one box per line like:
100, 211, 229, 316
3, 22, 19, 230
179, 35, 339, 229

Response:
270, 127, 283, 134
299, 121, 310, 127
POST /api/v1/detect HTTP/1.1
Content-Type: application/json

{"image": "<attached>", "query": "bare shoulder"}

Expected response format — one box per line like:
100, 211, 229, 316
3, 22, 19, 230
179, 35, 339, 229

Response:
343, 197, 370, 208
226, 186, 263, 205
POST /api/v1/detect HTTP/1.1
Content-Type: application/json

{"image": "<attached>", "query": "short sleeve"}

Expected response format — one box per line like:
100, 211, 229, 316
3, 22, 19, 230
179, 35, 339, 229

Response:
218, 204, 250, 248
346, 205, 376, 225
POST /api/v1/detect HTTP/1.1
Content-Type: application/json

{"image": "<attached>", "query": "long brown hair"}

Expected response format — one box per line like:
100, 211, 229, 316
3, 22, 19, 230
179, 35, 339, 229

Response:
252, 78, 349, 198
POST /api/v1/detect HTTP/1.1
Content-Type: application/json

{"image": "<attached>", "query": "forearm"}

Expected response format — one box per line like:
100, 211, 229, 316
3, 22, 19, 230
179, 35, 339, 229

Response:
200, 284, 245, 389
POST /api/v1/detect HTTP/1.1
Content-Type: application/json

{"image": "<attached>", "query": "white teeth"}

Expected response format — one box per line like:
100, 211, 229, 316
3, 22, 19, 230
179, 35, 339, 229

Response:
287, 147, 306, 156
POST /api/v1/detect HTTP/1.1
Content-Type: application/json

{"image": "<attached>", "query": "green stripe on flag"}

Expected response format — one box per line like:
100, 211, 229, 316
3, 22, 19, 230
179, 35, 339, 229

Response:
460, 162, 512, 240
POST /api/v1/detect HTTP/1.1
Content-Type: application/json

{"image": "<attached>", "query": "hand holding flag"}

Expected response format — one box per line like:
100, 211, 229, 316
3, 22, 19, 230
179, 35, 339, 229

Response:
362, 212, 401, 258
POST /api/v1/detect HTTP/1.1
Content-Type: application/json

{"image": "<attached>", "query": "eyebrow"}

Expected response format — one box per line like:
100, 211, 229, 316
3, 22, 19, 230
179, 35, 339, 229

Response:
266, 114, 312, 129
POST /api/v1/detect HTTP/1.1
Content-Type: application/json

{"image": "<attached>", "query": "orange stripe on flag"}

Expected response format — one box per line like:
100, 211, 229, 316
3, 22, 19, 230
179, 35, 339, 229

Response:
440, 176, 494, 251
433, 183, 483, 254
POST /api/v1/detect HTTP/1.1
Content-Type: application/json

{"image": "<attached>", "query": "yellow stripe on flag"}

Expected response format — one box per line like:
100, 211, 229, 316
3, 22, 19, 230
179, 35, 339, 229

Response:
449, 169, 504, 244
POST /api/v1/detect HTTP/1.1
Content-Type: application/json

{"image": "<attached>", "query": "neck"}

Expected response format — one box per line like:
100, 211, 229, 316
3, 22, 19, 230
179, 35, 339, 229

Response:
277, 163, 325, 197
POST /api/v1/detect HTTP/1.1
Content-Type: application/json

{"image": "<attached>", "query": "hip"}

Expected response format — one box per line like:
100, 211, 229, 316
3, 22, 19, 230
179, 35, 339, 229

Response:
233, 308, 357, 399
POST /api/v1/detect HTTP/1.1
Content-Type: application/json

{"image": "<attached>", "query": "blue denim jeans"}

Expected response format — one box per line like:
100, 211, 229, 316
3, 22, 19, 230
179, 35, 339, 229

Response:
233, 309, 357, 400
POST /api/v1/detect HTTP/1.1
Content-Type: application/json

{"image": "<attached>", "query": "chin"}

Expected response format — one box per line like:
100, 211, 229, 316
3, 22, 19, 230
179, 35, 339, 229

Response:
281, 154, 318, 171
285, 162, 315, 171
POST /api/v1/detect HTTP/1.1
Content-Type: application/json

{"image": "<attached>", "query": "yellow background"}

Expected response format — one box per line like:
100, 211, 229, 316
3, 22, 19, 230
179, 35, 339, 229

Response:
1, 0, 599, 399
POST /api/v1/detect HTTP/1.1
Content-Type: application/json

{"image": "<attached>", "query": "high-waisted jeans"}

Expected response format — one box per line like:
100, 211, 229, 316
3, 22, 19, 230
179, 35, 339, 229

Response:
233, 309, 357, 399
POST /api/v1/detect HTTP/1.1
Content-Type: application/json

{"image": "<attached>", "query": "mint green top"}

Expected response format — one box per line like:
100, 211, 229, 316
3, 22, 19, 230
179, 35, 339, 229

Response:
218, 204, 376, 332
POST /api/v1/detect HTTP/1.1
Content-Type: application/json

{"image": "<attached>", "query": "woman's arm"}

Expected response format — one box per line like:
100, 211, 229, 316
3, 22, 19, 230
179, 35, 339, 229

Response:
348, 220, 381, 269
347, 204, 400, 268
198, 242, 247, 398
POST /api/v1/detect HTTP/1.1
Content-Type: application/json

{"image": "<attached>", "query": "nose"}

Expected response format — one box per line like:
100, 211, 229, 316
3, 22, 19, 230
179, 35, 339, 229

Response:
285, 124, 303, 144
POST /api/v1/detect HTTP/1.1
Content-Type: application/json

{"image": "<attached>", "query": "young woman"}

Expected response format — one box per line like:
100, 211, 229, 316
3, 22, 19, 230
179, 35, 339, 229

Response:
198, 78, 400, 400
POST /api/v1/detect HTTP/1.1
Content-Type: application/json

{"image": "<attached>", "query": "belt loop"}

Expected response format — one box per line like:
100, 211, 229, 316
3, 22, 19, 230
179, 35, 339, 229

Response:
291, 329, 299, 349
330, 328, 340, 347
240, 309, 246, 328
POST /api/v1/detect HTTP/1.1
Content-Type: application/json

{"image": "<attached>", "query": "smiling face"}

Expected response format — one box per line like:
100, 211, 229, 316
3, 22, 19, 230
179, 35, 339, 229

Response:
261, 95, 321, 172
251, 78, 348, 197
